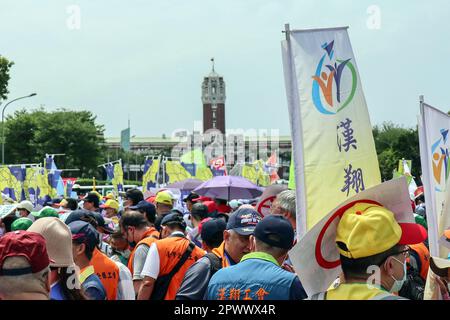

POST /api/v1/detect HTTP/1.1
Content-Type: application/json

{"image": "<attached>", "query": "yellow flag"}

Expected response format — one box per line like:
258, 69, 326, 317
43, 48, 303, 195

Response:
195, 167, 213, 181
165, 161, 192, 184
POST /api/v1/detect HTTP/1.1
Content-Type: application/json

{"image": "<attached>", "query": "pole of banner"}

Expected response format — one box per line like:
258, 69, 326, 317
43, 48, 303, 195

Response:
284, 23, 308, 240
155, 155, 161, 188
418, 94, 439, 257
162, 156, 166, 186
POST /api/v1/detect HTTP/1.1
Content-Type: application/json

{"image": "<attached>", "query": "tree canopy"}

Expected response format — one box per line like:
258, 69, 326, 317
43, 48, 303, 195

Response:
4, 108, 106, 177
373, 121, 420, 182
0, 55, 14, 101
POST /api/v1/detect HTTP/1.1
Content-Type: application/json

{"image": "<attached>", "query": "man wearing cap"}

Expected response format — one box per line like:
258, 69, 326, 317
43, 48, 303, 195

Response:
124, 188, 144, 210
120, 210, 160, 295
187, 203, 209, 248
16, 200, 34, 221
0, 231, 51, 300
310, 201, 428, 300
65, 210, 132, 300
138, 212, 205, 300
29, 217, 87, 300
206, 215, 306, 300
100, 199, 120, 227
83, 192, 101, 213
154, 190, 175, 231
68, 221, 107, 300
176, 218, 226, 300
183, 192, 199, 213
0, 206, 19, 235
129, 200, 157, 226
175, 208, 260, 300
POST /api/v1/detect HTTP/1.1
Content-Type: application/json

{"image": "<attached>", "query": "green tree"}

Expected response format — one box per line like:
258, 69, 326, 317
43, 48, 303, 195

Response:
373, 122, 421, 182
4, 108, 106, 177
0, 55, 14, 101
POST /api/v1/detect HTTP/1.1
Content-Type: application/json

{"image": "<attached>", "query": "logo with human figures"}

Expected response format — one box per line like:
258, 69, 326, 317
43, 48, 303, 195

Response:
432, 129, 450, 192
312, 40, 357, 115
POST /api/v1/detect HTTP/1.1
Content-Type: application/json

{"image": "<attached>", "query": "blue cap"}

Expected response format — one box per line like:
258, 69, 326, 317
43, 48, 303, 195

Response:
201, 218, 226, 244
129, 200, 156, 221
90, 212, 114, 234
64, 209, 94, 226
68, 220, 99, 250
226, 207, 261, 236
254, 215, 294, 249
161, 212, 186, 230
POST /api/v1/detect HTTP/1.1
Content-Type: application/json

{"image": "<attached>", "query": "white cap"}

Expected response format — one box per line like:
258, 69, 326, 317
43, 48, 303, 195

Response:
16, 200, 34, 213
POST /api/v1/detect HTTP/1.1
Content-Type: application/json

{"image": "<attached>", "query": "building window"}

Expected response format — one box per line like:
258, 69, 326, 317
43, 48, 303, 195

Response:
212, 111, 216, 119
212, 120, 216, 128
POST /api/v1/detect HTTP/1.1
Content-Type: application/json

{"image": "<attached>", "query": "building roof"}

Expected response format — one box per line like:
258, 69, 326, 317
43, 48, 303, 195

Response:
105, 135, 292, 144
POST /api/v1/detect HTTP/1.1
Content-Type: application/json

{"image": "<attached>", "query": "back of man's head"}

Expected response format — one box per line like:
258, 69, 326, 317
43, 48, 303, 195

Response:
191, 203, 209, 222
126, 189, 144, 206
0, 256, 50, 299
120, 211, 149, 230
254, 215, 294, 259
0, 231, 51, 299
65, 198, 79, 211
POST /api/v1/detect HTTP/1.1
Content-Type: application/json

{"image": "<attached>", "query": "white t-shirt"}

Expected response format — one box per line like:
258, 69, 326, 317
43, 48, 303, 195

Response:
140, 231, 185, 280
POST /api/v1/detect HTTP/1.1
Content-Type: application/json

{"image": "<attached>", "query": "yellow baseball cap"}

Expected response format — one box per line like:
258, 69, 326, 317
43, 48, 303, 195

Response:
336, 201, 428, 259
100, 199, 119, 211
104, 192, 117, 201
155, 191, 173, 205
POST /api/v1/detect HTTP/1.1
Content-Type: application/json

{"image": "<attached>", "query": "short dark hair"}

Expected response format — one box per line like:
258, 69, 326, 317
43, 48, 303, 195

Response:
191, 203, 209, 221
125, 189, 144, 206
339, 244, 401, 279
66, 198, 78, 210
2, 214, 18, 232
85, 192, 100, 208
120, 211, 149, 229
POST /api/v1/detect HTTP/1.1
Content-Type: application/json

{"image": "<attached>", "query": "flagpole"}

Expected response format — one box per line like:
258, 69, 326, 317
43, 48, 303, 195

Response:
284, 23, 308, 240
418, 94, 439, 257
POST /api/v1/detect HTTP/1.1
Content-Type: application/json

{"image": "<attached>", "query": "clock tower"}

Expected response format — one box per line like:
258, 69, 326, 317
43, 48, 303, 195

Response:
202, 58, 226, 134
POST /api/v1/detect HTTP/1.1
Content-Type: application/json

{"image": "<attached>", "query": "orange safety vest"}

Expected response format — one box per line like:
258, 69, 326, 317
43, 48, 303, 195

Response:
211, 241, 232, 269
128, 227, 160, 275
156, 235, 205, 300
90, 248, 120, 300
409, 242, 430, 281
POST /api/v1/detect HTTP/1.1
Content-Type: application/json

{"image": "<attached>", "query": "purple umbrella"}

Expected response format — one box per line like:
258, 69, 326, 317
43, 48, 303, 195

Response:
193, 176, 264, 200
166, 178, 204, 191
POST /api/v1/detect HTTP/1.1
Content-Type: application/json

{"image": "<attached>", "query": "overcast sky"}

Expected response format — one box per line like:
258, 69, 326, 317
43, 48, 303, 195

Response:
1, 0, 449, 138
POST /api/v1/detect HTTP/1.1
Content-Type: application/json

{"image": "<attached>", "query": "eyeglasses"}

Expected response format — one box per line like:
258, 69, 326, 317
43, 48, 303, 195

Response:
392, 247, 411, 258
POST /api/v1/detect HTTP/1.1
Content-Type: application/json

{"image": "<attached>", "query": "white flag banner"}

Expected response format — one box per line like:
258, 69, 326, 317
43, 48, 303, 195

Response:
288, 177, 413, 296
281, 26, 381, 238
419, 102, 450, 257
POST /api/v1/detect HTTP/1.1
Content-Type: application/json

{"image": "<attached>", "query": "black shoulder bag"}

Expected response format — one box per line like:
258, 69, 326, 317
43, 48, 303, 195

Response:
150, 241, 195, 300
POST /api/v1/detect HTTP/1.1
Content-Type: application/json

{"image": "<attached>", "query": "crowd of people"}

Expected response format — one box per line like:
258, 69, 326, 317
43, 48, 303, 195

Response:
0, 185, 449, 300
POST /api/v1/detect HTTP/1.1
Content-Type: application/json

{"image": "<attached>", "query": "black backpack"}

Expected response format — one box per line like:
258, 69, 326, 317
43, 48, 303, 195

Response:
150, 242, 195, 300
204, 252, 222, 275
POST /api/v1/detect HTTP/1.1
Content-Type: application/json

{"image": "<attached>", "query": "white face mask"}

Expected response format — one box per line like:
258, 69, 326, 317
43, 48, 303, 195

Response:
389, 257, 407, 293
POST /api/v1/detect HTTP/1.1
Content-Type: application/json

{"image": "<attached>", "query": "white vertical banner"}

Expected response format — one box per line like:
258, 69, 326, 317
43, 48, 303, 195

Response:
281, 25, 381, 237
418, 101, 450, 257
